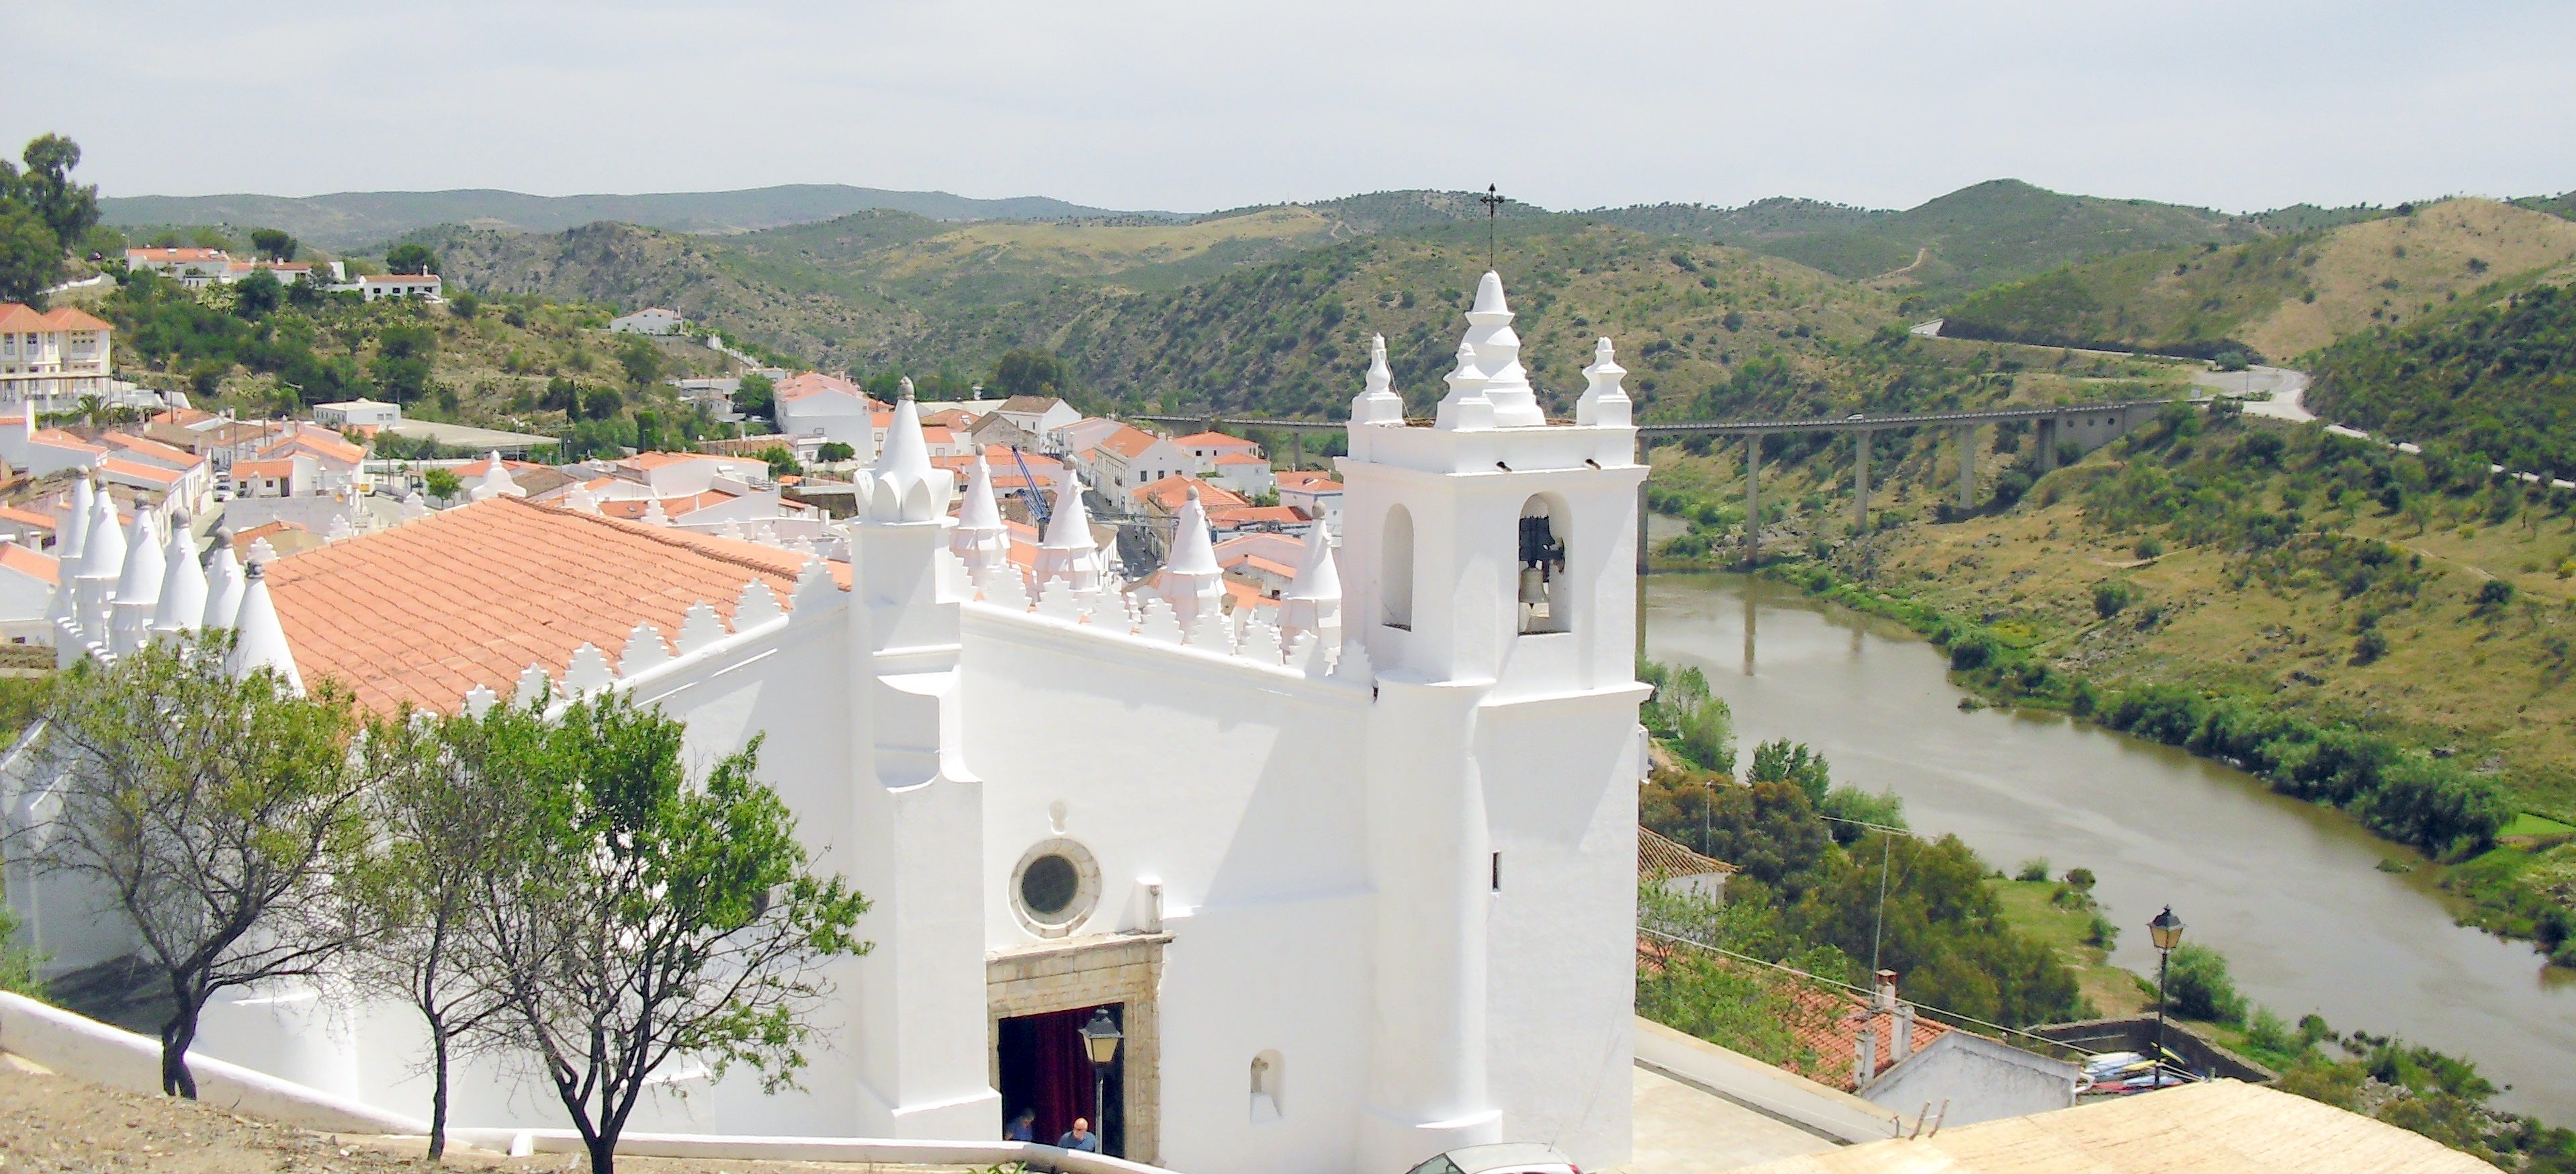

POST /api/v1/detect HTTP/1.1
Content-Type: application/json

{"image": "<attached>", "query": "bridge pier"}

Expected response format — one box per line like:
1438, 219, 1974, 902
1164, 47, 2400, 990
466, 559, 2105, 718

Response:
1853, 429, 1870, 535
1744, 433, 1762, 568
2035, 418, 2059, 473
1956, 425, 1976, 511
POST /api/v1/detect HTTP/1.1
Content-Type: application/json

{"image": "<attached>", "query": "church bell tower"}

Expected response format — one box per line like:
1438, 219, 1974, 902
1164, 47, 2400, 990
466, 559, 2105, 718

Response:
1341, 273, 1648, 1173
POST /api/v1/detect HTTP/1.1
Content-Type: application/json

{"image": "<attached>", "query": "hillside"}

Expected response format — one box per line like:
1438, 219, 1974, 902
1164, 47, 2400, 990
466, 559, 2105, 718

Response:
2306, 283, 2576, 476
1942, 198, 2576, 360
99, 184, 1175, 251
1593, 179, 2266, 304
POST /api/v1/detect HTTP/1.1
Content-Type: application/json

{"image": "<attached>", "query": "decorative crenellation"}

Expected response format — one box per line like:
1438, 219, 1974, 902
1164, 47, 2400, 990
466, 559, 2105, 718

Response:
463, 561, 818, 714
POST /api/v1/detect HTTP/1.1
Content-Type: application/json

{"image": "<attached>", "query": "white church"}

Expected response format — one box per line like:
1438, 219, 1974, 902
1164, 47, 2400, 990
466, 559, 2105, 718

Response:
5, 273, 1650, 1174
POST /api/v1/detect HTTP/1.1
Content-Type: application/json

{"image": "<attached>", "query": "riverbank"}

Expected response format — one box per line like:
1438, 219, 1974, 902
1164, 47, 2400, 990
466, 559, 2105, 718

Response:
1644, 573, 2576, 1123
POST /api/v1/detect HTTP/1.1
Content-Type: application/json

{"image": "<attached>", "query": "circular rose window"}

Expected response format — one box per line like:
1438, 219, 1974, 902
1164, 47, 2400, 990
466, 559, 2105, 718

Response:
1010, 838, 1101, 937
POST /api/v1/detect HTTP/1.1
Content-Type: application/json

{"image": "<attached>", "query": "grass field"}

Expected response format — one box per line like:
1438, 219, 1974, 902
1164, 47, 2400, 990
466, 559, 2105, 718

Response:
1990, 878, 2150, 1018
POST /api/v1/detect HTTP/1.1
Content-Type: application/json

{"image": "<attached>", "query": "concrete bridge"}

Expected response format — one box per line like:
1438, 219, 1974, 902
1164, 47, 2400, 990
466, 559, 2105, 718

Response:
1143, 398, 2178, 563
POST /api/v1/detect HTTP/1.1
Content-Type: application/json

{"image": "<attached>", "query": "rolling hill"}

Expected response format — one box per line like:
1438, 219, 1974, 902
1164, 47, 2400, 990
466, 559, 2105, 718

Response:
99, 184, 1178, 250
1941, 198, 2576, 360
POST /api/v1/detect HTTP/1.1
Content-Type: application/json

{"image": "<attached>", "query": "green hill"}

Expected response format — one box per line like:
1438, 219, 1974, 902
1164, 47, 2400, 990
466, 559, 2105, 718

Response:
99, 185, 1176, 251
1942, 198, 2576, 360
2305, 282, 2576, 476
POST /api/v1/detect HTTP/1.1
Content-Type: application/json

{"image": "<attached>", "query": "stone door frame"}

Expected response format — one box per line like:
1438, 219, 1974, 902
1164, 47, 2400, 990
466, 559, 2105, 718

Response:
987, 931, 1169, 1164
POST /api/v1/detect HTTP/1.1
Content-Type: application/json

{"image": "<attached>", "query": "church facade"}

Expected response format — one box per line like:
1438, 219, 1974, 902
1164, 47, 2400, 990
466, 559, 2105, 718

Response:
5, 274, 1648, 1174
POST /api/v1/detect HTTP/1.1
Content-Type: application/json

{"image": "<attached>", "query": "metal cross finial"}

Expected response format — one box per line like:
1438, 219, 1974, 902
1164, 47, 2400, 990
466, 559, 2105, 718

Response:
1480, 183, 1504, 269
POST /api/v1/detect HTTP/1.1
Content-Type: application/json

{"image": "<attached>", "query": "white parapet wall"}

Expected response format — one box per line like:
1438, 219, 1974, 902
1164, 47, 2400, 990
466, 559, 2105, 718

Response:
1631, 1015, 1902, 1145
0, 991, 428, 1135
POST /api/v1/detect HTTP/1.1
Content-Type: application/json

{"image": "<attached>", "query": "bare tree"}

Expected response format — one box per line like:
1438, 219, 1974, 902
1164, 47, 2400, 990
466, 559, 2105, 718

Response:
470, 694, 870, 1174
30, 637, 367, 1097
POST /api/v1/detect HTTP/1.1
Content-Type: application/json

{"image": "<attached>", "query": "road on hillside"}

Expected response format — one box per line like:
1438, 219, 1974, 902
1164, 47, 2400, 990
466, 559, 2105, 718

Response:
2196, 365, 2313, 422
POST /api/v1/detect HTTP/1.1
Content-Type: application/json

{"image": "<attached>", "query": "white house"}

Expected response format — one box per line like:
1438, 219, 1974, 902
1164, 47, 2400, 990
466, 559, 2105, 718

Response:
5, 272, 1648, 1174
313, 399, 402, 428
1277, 471, 1343, 532
1076, 424, 1196, 496
0, 410, 106, 478
611, 307, 686, 335
1207, 452, 1277, 498
0, 304, 114, 402
355, 273, 443, 302
773, 372, 879, 451
993, 395, 1081, 451
122, 247, 234, 284
0, 543, 58, 643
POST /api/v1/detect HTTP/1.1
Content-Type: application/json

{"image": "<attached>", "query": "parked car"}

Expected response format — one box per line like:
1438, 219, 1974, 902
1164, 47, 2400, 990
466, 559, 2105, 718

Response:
1403, 1143, 1579, 1174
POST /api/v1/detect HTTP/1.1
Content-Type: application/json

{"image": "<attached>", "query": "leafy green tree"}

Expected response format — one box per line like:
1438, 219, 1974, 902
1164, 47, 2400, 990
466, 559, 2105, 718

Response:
29, 637, 369, 1099
756, 444, 801, 478
0, 200, 57, 304
423, 468, 463, 500
816, 441, 856, 462
384, 242, 439, 275
582, 387, 624, 420
616, 334, 662, 390
346, 707, 517, 1159
249, 228, 298, 261
233, 268, 283, 318
15, 134, 99, 251
731, 371, 774, 418
2160, 942, 2248, 1024
992, 348, 1067, 399
468, 695, 871, 1174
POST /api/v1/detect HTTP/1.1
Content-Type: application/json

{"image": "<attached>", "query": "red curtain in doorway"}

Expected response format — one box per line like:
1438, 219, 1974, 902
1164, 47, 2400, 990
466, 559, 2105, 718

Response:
999, 1006, 1099, 1146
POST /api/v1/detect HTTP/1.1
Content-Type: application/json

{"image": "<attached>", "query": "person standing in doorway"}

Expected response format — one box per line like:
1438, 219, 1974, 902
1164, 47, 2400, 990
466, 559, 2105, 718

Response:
1058, 1118, 1101, 1153
1007, 1108, 1037, 1142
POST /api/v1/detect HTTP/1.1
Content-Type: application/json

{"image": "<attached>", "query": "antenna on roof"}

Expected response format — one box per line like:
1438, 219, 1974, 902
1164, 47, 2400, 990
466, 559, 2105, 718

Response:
1478, 183, 1504, 270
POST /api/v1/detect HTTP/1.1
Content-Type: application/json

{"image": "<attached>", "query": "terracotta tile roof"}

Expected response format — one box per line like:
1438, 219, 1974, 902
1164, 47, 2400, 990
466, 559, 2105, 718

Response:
99, 456, 184, 487
232, 459, 297, 479
0, 506, 58, 531
233, 520, 312, 544
1212, 452, 1270, 465
775, 372, 874, 404
932, 445, 1061, 491
28, 428, 107, 455
621, 451, 738, 471
1785, 986, 1952, 1090
1276, 471, 1342, 492
451, 455, 550, 478
598, 490, 735, 520
1639, 827, 1737, 880
1094, 425, 1164, 460
1208, 505, 1308, 529
1237, 555, 1297, 580
919, 408, 980, 430
260, 433, 364, 466
265, 496, 849, 713
0, 544, 58, 586
124, 247, 227, 263
150, 408, 219, 428
1130, 476, 1245, 514
1173, 431, 1257, 449
995, 395, 1066, 415
101, 433, 202, 468
0, 304, 112, 332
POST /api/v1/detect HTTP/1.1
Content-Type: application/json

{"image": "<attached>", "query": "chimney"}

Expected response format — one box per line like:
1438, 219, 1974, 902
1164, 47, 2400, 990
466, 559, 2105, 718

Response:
1855, 1024, 1877, 1089
1875, 969, 1898, 1010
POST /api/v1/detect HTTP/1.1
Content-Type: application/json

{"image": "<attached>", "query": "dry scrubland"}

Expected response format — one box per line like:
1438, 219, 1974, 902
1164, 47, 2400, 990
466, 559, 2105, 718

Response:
2239, 199, 2576, 357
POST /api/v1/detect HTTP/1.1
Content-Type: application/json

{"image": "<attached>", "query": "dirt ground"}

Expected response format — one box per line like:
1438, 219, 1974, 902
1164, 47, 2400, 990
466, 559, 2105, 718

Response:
0, 1059, 989, 1174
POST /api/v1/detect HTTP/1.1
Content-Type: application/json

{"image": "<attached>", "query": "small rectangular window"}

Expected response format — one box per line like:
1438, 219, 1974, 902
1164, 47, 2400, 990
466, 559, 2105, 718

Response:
1490, 852, 1501, 892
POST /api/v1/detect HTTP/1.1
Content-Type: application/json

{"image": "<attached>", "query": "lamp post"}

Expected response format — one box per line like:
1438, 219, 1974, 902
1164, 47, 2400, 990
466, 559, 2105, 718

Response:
1078, 1008, 1124, 1150
2147, 906, 2185, 1088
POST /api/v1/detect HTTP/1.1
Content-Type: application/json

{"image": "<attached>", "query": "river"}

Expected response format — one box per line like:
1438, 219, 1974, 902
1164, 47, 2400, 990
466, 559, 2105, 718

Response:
1644, 572, 2576, 1120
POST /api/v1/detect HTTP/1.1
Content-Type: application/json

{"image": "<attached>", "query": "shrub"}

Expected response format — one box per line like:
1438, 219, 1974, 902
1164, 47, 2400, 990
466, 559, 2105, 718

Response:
2161, 943, 2248, 1025
2353, 629, 2389, 664
2014, 858, 2051, 882
2063, 867, 2096, 892
2094, 580, 2136, 619
2134, 536, 2165, 559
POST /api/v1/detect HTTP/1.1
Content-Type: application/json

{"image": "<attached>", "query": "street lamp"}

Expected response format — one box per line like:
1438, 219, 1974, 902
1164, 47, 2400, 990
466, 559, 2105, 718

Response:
1078, 1008, 1123, 1149
2147, 906, 2185, 1088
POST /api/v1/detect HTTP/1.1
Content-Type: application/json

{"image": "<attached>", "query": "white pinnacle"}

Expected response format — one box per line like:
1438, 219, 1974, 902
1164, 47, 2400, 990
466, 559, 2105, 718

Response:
1576, 336, 1633, 428
1350, 333, 1405, 426
152, 515, 208, 637
1465, 271, 1543, 427
1434, 341, 1495, 432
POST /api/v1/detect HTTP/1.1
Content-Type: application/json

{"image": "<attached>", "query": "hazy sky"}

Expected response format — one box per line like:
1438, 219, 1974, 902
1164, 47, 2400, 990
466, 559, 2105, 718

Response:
6, 1, 2569, 214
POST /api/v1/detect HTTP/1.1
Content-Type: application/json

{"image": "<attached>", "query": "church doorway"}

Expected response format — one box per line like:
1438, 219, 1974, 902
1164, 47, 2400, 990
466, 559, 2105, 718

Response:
997, 1003, 1125, 1156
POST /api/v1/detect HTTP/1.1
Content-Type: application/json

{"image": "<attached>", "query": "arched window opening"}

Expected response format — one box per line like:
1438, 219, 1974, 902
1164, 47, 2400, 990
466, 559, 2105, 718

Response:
1382, 505, 1415, 631
1517, 496, 1569, 635
1250, 1050, 1284, 1122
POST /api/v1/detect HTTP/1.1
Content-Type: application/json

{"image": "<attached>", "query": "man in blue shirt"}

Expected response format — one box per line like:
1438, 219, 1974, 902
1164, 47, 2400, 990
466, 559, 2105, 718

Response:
1006, 1108, 1037, 1142
1057, 1118, 1101, 1153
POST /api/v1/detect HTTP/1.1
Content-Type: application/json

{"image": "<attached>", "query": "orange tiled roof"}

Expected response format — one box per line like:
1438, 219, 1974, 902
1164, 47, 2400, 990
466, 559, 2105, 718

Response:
124, 247, 226, 263
1130, 476, 1245, 514
263, 496, 848, 713
1172, 431, 1257, 449
232, 459, 297, 479
1276, 471, 1342, 492
598, 490, 735, 520
29, 428, 106, 455
0, 544, 58, 586
1785, 985, 1952, 1090
232, 520, 312, 545
1212, 451, 1270, 465
1208, 505, 1307, 528
1094, 425, 1164, 460
102, 433, 202, 468
1639, 827, 1736, 880
0, 506, 58, 531
775, 372, 875, 404
0, 304, 112, 332
99, 457, 184, 487
919, 408, 980, 430
621, 450, 740, 471
260, 433, 364, 466
932, 445, 1061, 491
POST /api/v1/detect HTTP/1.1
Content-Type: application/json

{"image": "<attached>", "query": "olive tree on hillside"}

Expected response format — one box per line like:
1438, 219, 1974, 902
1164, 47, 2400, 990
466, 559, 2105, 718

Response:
470, 694, 870, 1174
30, 637, 369, 1099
